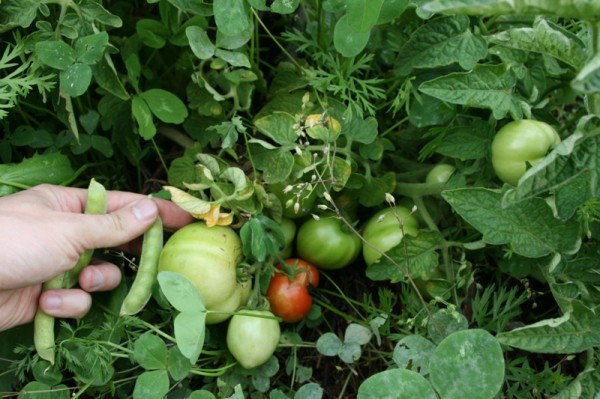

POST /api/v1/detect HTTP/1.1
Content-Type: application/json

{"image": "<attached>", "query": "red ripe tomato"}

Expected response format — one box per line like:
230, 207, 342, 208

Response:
266, 258, 319, 323
277, 258, 319, 288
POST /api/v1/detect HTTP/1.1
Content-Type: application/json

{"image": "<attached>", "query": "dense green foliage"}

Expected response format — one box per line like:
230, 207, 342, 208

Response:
1, 0, 600, 397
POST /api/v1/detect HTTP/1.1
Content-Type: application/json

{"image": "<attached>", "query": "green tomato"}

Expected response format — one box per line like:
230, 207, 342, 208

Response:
158, 222, 242, 310
362, 207, 419, 266
296, 214, 362, 270
279, 218, 297, 258
491, 120, 561, 186
425, 164, 455, 184
205, 280, 251, 325
226, 310, 281, 369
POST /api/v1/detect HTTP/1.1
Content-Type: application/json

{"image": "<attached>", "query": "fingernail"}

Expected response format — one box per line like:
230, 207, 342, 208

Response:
44, 294, 62, 309
90, 269, 105, 291
132, 198, 157, 221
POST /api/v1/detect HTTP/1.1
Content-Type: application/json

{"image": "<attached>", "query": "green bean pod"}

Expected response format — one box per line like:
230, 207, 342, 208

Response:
34, 178, 107, 365
119, 215, 163, 316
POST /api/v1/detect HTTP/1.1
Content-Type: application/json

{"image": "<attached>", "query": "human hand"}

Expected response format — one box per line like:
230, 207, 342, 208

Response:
0, 184, 194, 331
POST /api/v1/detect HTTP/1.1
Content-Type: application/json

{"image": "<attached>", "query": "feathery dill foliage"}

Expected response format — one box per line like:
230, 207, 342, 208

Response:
282, 29, 386, 117
0, 38, 55, 119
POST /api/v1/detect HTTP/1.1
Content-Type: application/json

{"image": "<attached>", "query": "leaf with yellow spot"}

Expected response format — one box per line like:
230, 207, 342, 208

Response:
164, 186, 233, 226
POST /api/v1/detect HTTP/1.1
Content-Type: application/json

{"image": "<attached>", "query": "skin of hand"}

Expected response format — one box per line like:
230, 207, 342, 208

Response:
0, 184, 194, 331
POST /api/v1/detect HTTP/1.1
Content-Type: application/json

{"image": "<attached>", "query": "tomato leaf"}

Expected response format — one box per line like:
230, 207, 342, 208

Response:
419, 64, 528, 120
497, 301, 600, 353
239, 215, 284, 262
488, 17, 587, 69
502, 119, 600, 220
366, 231, 442, 283
443, 188, 581, 258
395, 15, 487, 76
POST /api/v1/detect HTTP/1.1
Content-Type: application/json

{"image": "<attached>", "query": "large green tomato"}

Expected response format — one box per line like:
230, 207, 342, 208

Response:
296, 214, 362, 270
491, 120, 561, 186
205, 280, 251, 324
226, 310, 281, 369
158, 222, 242, 310
362, 207, 419, 266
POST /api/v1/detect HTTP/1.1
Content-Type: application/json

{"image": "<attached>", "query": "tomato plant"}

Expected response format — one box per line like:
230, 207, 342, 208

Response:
267, 258, 319, 323
296, 214, 362, 270
362, 207, 420, 266
226, 310, 281, 369
158, 222, 243, 316
491, 120, 561, 186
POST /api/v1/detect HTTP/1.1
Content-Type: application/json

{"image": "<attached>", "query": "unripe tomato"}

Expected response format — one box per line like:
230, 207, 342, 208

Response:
296, 214, 362, 270
491, 120, 561, 186
205, 280, 251, 324
279, 218, 297, 258
226, 310, 281, 369
425, 164, 455, 184
158, 222, 242, 310
362, 207, 419, 266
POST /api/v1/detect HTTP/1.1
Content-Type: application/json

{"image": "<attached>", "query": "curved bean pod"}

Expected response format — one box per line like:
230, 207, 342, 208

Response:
119, 215, 163, 316
34, 178, 107, 364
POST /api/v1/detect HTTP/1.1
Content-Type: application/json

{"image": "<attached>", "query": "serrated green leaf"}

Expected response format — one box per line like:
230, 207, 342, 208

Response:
419, 64, 526, 120
502, 119, 600, 220
443, 188, 581, 257
396, 15, 487, 76
345, 115, 378, 144
419, 0, 600, 19
488, 18, 586, 69
572, 53, 600, 94
497, 301, 600, 353
0, 0, 40, 31
432, 121, 493, 160
366, 230, 441, 283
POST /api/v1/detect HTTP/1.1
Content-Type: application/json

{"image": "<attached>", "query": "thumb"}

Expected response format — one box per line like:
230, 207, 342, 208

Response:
72, 198, 159, 250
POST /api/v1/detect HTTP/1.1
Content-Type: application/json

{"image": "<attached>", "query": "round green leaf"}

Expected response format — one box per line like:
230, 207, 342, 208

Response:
35, 40, 75, 70
333, 15, 371, 58
133, 332, 168, 370
430, 329, 505, 399
60, 63, 92, 97
140, 89, 189, 124
357, 369, 437, 399
132, 370, 170, 399
427, 308, 468, 344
